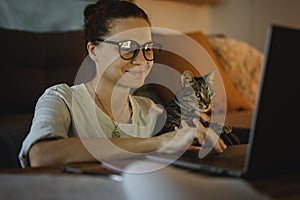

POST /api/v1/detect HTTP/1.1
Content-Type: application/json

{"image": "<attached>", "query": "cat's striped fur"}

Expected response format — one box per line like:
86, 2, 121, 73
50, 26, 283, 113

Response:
159, 70, 238, 145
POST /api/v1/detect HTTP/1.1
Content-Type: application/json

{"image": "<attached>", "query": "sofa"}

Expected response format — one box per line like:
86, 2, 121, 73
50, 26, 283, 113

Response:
0, 27, 87, 168
0, 27, 261, 169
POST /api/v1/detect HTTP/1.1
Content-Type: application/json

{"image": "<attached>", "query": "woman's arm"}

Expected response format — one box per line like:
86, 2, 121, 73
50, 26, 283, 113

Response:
29, 136, 161, 167
29, 119, 226, 168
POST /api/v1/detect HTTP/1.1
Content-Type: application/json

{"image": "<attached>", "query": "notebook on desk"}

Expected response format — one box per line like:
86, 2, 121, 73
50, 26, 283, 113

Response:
146, 24, 300, 180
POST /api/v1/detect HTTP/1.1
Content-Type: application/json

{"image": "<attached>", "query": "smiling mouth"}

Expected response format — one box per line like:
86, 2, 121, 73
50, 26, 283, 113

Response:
125, 69, 146, 77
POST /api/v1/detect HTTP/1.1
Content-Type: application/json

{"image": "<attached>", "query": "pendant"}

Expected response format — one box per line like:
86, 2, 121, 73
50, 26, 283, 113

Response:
112, 128, 121, 138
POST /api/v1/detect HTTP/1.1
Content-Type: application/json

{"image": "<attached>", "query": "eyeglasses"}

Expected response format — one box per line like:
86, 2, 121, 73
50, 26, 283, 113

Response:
95, 39, 162, 61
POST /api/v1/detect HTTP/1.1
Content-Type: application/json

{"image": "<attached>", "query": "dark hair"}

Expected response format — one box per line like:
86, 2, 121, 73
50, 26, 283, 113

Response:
83, 0, 150, 45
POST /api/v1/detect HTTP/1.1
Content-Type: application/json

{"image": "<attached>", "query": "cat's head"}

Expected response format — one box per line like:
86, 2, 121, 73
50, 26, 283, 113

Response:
178, 70, 216, 113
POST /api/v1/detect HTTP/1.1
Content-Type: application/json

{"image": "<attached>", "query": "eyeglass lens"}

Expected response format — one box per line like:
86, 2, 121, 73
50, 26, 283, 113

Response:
119, 40, 161, 61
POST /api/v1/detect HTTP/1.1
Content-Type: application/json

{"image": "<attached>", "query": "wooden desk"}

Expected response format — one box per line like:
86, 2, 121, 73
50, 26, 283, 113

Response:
1, 145, 299, 200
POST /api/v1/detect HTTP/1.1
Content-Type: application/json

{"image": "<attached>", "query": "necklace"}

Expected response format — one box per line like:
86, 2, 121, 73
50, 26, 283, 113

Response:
94, 92, 123, 138
92, 85, 129, 138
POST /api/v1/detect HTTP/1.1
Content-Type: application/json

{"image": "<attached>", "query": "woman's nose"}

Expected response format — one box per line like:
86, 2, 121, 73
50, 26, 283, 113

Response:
131, 50, 148, 65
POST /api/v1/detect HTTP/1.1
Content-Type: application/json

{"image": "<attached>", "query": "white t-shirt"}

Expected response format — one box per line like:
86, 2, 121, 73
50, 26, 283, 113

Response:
19, 83, 163, 168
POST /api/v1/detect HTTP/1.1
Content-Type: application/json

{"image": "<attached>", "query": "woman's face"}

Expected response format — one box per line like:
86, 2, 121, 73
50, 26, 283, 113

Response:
92, 17, 153, 89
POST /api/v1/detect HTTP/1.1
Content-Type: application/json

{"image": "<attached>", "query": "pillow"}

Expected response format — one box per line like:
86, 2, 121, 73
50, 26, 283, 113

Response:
207, 34, 264, 108
146, 31, 253, 111
186, 32, 253, 111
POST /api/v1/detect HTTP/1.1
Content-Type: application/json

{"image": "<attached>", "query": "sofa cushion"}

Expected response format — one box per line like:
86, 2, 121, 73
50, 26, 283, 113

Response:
0, 27, 86, 113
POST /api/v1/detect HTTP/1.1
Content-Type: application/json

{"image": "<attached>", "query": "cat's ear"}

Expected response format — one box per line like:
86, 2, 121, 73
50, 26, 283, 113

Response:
204, 69, 217, 86
181, 70, 194, 87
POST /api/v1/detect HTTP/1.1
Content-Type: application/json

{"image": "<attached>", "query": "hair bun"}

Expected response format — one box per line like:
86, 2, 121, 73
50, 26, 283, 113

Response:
96, 0, 118, 5
84, 4, 99, 23
83, 0, 149, 45
84, 0, 119, 23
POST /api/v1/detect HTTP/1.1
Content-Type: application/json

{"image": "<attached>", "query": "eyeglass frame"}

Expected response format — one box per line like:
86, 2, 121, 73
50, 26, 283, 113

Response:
94, 39, 162, 61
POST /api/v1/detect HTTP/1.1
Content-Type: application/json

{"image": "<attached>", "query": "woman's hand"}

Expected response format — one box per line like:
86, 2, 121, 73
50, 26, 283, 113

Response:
194, 111, 227, 153
156, 120, 196, 153
156, 112, 227, 154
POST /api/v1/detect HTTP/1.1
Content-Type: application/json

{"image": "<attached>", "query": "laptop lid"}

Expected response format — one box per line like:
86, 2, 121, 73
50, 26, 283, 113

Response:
244, 24, 300, 179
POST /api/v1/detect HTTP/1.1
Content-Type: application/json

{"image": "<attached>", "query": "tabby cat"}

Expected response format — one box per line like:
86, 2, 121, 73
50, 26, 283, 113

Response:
159, 70, 239, 146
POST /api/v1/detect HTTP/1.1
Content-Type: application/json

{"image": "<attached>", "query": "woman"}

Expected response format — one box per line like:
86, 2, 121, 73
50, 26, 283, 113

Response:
19, 0, 226, 168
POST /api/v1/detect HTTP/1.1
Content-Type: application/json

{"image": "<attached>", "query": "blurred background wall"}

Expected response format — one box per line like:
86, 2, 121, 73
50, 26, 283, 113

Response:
137, 0, 300, 51
1, 0, 300, 51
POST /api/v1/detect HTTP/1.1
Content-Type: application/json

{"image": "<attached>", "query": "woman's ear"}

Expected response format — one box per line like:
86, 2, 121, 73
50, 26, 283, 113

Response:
87, 42, 97, 61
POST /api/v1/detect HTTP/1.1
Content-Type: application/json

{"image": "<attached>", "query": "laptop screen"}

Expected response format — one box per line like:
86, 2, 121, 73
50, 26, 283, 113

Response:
245, 24, 300, 178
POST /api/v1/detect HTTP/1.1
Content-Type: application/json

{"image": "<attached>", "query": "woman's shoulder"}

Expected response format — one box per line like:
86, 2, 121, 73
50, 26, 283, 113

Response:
41, 83, 86, 101
44, 83, 84, 94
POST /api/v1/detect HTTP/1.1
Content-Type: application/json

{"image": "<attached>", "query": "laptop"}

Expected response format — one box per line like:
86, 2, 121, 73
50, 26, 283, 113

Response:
146, 24, 300, 180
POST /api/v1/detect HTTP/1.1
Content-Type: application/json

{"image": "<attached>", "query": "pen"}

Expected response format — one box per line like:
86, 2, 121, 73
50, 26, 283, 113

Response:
61, 165, 124, 182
